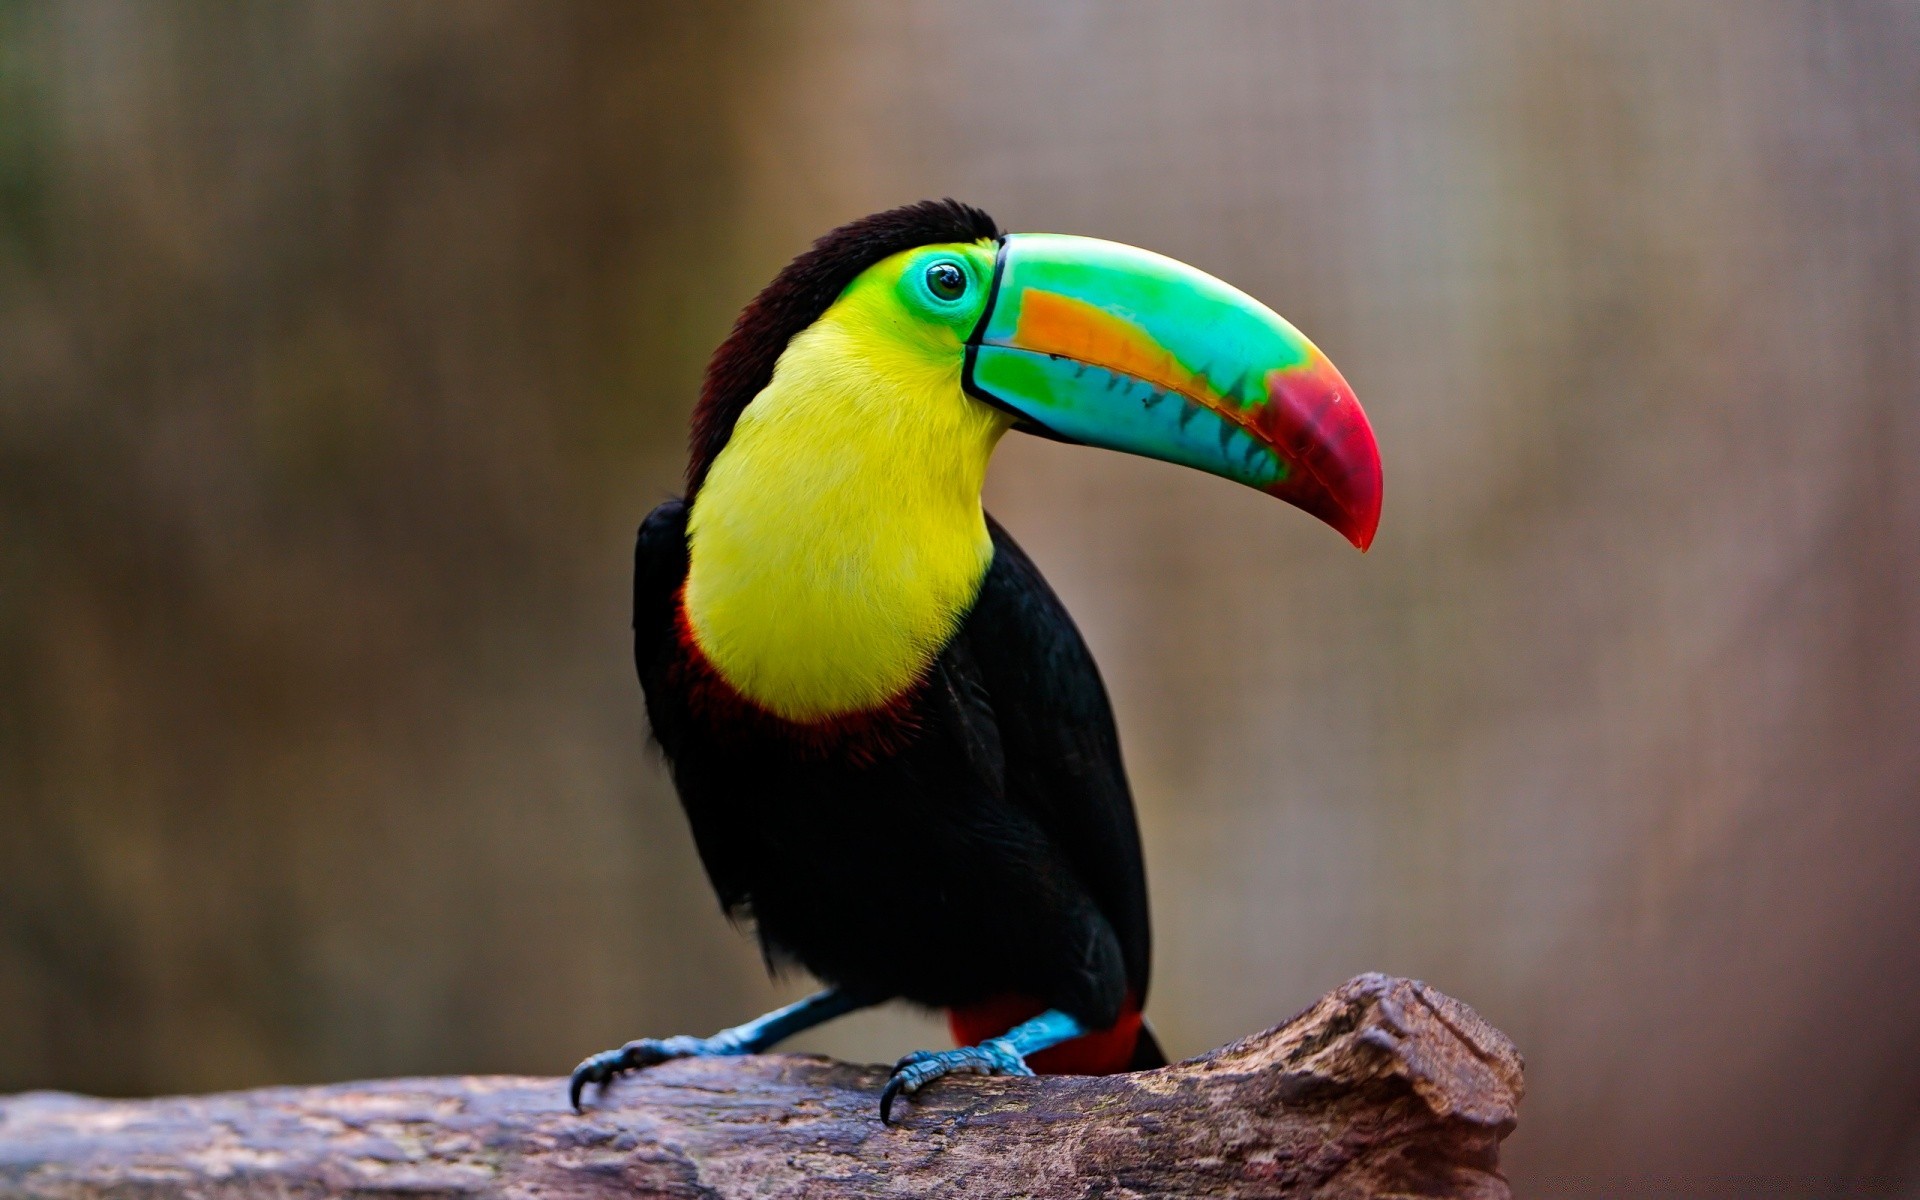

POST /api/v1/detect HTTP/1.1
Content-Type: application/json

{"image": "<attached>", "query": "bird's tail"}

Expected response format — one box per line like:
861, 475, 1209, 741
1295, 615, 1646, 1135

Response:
948, 993, 1163, 1075
1127, 1018, 1168, 1070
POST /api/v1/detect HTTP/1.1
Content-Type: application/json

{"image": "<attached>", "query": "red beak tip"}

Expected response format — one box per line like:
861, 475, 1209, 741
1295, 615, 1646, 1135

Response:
1336, 508, 1379, 552
1347, 497, 1382, 552
1261, 359, 1382, 555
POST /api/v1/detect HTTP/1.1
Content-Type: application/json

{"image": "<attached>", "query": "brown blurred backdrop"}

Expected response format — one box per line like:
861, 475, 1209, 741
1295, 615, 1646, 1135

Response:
3, 2, 1918, 1195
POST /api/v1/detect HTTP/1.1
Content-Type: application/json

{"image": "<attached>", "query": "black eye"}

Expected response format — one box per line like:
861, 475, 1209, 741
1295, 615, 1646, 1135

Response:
924, 261, 967, 302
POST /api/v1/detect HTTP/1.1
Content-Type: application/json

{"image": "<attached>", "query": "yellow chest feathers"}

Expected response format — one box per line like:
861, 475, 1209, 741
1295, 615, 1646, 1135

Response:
683, 304, 1011, 723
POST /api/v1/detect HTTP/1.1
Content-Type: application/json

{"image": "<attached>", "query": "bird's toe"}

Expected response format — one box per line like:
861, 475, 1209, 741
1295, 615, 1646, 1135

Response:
879, 1040, 1033, 1124
568, 1036, 715, 1110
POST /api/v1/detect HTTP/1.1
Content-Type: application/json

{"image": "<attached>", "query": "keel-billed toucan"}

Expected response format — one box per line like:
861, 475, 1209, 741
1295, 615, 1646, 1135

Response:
569, 200, 1381, 1123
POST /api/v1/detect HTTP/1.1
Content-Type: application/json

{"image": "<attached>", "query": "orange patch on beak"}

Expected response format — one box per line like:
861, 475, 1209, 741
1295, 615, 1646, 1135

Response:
1011, 290, 1241, 421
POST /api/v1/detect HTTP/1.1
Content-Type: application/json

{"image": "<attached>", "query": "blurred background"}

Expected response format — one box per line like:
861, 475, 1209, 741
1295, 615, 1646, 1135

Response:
2, 2, 1917, 1194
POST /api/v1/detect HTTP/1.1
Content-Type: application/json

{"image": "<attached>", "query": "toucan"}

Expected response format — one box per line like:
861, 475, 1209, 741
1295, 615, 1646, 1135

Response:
568, 200, 1381, 1123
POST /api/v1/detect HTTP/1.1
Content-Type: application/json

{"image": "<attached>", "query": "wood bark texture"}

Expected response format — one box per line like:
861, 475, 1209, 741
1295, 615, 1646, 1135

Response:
0, 974, 1523, 1199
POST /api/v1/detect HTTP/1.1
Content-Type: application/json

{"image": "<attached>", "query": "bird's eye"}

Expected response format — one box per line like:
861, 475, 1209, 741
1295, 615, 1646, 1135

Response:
924, 261, 967, 302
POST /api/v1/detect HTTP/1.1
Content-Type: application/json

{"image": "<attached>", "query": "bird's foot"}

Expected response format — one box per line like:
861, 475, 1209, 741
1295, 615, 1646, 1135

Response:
879, 1038, 1034, 1124
569, 1034, 742, 1110
569, 989, 881, 1112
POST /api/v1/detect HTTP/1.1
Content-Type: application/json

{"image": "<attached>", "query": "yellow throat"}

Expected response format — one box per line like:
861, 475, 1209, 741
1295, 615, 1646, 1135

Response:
683, 251, 1011, 723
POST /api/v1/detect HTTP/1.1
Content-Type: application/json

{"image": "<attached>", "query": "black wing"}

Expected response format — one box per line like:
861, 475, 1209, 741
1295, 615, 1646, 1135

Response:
633, 498, 689, 715
632, 498, 756, 911
948, 517, 1152, 1002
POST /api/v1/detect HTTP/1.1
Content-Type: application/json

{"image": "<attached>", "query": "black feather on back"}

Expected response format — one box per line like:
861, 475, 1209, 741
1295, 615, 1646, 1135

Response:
687, 200, 1002, 498
959, 518, 1152, 1000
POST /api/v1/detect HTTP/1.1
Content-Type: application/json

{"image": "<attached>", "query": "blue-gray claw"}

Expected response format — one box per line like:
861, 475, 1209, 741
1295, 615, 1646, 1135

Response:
568, 1035, 722, 1110
878, 1039, 1034, 1124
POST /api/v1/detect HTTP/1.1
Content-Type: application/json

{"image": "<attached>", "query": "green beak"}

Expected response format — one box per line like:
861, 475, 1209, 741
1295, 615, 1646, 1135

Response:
964, 234, 1382, 550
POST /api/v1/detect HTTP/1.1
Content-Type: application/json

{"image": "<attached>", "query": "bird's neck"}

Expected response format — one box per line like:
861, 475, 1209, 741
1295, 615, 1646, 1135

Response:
683, 318, 1010, 723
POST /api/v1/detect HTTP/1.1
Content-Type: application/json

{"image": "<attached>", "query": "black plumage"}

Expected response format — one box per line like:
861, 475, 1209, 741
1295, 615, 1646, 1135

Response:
635, 500, 1157, 1060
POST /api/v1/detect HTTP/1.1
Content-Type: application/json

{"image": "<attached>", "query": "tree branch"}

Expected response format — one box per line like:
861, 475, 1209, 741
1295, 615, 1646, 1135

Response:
0, 974, 1523, 1198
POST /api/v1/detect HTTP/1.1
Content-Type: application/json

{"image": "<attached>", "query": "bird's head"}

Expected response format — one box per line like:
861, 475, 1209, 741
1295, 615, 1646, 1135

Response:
690, 200, 1381, 551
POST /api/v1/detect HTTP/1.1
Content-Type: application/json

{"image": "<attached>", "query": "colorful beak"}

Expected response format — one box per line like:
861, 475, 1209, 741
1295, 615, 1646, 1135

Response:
964, 234, 1382, 550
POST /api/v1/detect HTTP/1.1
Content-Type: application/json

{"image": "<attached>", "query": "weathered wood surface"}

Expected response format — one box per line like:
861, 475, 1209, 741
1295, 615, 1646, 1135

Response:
0, 974, 1522, 1199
